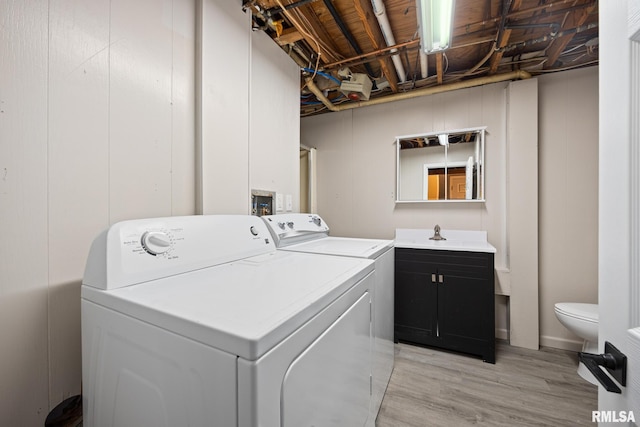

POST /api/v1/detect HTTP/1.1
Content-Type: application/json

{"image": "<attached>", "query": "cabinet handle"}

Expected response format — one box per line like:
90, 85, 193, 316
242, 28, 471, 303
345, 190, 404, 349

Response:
438, 274, 444, 283
431, 274, 436, 283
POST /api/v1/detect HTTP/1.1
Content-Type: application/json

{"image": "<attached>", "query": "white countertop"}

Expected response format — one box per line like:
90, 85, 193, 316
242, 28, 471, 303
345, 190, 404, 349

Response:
394, 228, 496, 253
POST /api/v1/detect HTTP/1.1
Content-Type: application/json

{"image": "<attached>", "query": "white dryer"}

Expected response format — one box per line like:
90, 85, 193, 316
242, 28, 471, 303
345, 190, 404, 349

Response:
81, 215, 375, 427
261, 213, 394, 422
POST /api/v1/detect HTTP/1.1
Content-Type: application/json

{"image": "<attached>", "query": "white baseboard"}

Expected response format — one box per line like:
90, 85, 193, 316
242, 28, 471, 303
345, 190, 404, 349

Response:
497, 332, 583, 352
495, 328, 508, 341
539, 335, 583, 352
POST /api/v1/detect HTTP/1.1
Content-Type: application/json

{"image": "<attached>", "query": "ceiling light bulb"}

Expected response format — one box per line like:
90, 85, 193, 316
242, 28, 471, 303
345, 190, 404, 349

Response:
417, 0, 455, 53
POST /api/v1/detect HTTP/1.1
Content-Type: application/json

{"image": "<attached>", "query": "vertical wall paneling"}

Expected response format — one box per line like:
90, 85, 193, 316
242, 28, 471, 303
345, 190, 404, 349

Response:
506, 78, 539, 350
538, 69, 599, 350
479, 86, 508, 268
2, 1, 197, 422
0, 1, 51, 424
109, 0, 174, 222
352, 102, 403, 237
198, 0, 250, 214
47, 0, 110, 406
307, 110, 357, 236
249, 30, 300, 212
170, 0, 197, 216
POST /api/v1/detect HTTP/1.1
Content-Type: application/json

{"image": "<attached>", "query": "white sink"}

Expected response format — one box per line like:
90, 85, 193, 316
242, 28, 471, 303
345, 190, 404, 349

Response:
394, 228, 496, 253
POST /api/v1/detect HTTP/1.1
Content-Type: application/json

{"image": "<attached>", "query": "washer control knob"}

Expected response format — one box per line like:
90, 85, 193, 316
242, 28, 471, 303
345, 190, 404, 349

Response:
312, 217, 322, 226
286, 221, 294, 229
250, 226, 259, 236
278, 222, 286, 230
141, 231, 171, 255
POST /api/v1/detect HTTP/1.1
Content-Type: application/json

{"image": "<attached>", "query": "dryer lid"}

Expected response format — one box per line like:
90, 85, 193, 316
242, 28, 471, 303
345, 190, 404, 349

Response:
282, 236, 393, 259
82, 250, 374, 361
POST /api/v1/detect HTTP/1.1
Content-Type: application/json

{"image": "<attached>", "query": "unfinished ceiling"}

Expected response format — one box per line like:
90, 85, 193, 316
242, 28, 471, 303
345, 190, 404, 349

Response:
244, 0, 598, 116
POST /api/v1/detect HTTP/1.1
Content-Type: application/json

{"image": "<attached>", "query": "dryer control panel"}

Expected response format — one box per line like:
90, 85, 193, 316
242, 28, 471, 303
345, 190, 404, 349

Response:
261, 213, 329, 248
83, 215, 275, 290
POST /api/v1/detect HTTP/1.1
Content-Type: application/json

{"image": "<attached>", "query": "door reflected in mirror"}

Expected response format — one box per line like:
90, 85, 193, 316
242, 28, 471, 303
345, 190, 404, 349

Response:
425, 166, 474, 200
396, 127, 485, 202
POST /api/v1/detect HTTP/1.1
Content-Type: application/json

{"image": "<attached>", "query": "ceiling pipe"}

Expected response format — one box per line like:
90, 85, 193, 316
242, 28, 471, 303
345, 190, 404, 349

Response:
420, 51, 428, 79
305, 69, 531, 113
305, 77, 340, 112
371, 0, 407, 83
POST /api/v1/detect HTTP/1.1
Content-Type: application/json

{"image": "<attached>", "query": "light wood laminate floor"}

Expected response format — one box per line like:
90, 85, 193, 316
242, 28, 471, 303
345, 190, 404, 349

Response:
376, 342, 598, 426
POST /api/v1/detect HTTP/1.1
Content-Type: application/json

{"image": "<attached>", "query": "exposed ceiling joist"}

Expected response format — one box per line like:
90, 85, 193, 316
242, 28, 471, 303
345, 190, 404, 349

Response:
543, 3, 597, 69
246, 0, 599, 116
352, 0, 399, 92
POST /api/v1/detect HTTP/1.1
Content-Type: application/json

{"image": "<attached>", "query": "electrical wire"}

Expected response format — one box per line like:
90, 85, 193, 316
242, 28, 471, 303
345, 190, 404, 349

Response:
275, 0, 322, 83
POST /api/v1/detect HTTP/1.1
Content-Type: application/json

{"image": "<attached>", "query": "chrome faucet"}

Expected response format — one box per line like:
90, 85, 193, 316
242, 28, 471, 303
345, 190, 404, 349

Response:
429, 224, 446, 241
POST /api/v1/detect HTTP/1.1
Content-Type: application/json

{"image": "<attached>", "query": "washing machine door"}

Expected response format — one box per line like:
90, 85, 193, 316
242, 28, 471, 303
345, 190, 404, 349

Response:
281, 291, 372, 426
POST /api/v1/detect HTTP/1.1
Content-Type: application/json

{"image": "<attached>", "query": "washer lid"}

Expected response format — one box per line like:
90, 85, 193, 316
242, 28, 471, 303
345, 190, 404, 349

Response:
82, 250, 374, 361
555, 303, 598, 322
282, 236, 393, 259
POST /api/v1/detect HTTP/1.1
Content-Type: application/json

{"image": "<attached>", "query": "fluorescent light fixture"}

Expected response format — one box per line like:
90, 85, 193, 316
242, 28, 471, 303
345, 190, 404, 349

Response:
417, 0, 455, 53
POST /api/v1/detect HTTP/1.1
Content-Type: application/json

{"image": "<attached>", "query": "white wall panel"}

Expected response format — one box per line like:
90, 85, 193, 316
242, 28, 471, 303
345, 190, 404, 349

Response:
538, 68, 599, 351
0, 1, 50, 424
305, 111, 356, 234
2, 1, 197, 423
109, 0, 175, 222
507, 78, 539, 349
249, 30, 300, 212
198, 0, 250, 214
171, 0, 197, 216
47, 0, 111, 407
478, 85, 508, 268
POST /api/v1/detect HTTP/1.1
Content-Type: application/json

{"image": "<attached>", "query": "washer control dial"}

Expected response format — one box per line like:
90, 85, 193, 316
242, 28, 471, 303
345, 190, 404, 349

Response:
141, 231, 172, 255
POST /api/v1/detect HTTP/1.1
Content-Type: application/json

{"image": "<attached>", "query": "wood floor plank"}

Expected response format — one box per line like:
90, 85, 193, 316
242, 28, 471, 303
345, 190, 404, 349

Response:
376, 342, 598, 426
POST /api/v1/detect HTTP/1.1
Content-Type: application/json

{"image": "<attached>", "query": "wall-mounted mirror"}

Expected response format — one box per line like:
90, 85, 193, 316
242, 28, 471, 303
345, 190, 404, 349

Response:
396, 127, 485, 202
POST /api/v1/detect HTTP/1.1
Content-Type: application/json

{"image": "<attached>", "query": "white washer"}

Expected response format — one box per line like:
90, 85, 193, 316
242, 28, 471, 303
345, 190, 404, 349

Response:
261, 213, 394, 422
81, 215, 375, 427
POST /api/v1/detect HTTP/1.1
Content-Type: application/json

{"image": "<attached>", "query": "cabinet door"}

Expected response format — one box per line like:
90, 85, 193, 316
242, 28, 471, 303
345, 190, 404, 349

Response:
437, 267, 489, 341
437, 255, 495, 362
394, 259, 438, 343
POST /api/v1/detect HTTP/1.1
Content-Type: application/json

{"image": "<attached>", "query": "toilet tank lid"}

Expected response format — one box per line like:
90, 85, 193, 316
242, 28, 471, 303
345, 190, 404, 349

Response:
555, 303, 598, 321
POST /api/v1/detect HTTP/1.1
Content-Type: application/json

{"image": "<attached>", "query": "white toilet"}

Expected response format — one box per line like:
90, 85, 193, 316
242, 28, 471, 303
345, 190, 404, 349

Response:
554, 302, 599, 385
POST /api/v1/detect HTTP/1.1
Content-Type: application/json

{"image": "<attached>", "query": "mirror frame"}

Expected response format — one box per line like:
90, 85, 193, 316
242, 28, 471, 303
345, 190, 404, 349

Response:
395, 126, 486, 203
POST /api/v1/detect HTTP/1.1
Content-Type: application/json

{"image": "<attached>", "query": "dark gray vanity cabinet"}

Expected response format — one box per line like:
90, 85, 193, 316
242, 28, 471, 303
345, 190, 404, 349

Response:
394, 248, 495, 363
